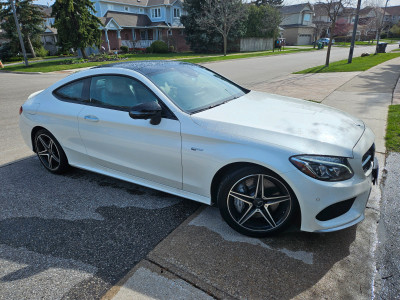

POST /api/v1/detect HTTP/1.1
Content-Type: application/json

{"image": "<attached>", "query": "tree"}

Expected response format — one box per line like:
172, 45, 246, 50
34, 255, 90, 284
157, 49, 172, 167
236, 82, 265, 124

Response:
253, 0, 283, 7
181, 0, 224, 53
245, 4, 281, 38
316, 0, 352, 66
197, 0, 247, 56
52, 0, 102, 58
0, 0, 44, 58
389, 22, 400, 37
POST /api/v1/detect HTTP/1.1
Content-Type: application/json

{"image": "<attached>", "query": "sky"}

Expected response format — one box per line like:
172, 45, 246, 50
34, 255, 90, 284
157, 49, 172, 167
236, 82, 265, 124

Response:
33, 0, 400, 8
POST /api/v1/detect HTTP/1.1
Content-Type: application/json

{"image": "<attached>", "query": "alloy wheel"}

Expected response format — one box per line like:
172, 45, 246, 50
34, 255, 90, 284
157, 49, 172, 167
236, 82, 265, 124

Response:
226, 174, 292, 232
36, 134, 61, 171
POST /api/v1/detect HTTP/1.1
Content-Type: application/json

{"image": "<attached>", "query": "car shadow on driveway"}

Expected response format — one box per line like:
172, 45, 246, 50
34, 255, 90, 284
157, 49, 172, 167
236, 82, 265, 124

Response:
0, 157, 200, 299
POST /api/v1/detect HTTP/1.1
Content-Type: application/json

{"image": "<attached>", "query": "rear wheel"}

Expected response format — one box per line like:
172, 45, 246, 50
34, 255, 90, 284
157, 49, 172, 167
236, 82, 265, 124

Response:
34, 129, 69, 174
217, 166, 297, 237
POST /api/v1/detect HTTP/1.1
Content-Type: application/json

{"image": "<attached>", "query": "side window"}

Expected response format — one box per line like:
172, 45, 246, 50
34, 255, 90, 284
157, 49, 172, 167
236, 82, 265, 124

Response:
89, 75, 158, 110
54, 79, 86, 102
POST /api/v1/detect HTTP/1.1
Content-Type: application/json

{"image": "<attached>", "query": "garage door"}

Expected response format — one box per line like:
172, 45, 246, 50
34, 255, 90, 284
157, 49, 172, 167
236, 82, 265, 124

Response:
298, 34, 311, 45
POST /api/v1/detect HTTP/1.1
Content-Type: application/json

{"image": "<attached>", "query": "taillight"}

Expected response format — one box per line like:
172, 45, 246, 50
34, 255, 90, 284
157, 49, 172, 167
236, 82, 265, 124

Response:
19, 106, 23, 115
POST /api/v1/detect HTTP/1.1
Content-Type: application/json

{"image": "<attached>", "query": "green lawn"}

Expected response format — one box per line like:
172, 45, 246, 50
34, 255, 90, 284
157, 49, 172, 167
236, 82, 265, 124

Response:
1, 48, 316, 73
385, 105, 400, 152
295, 52, 400, 73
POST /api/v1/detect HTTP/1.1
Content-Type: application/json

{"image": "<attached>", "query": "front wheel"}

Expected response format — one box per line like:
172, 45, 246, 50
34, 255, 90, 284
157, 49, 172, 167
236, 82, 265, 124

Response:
217, 166, 297, 237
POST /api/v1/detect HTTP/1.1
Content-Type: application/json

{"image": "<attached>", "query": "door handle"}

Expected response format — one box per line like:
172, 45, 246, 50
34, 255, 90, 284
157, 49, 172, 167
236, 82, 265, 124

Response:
84, 115, 99, 122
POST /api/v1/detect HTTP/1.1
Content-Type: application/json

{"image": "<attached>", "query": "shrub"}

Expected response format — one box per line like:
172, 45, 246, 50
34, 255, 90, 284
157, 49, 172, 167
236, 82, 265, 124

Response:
145, 46, 152, 53
149, 40, 168, 53
380, 32, 387, 39
35, 46, 49, 57
120, 45, 129, 53
169, 45, 175, 52
0, 43, 12, 61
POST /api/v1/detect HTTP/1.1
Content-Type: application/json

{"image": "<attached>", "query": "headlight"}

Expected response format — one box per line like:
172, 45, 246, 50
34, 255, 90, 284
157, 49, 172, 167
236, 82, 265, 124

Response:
289, 155, 353, 181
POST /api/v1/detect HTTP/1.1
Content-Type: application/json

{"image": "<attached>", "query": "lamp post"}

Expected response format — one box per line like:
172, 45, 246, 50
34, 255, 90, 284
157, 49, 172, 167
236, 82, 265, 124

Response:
10, 0, 29, 66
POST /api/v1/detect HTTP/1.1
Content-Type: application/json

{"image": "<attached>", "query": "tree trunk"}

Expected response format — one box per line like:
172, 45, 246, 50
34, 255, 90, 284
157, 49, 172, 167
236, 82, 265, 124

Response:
223, 34, 227, 56
325, 23, 336, 67
27, 35, 36, 58
80, 48, 88, 59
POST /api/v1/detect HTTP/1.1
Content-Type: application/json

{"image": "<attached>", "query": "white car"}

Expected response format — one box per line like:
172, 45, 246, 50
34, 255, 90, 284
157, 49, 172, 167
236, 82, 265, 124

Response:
19, 61, 378, 237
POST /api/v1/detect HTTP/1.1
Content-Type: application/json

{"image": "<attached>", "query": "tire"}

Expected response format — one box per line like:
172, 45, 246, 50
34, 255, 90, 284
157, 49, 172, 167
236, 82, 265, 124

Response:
217, 166, 297, 237
34, 129, 70, 174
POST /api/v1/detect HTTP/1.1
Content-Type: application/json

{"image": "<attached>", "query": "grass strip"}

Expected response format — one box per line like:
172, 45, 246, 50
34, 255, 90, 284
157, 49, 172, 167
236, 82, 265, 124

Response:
385, 105, 400, 152
295, 52, 400, 73
1, 48, 315, 73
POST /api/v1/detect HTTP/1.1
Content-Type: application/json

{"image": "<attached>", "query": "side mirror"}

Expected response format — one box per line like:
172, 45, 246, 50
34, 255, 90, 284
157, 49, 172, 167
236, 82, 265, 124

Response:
129, 101, 162, 125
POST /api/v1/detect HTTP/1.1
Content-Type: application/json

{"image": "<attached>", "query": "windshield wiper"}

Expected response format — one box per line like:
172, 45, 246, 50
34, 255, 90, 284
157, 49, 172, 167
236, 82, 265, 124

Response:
191, 96, 240, 114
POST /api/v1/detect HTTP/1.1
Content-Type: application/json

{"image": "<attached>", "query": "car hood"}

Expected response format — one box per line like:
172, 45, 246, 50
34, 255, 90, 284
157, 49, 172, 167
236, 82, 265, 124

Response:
191, 91, 365, 157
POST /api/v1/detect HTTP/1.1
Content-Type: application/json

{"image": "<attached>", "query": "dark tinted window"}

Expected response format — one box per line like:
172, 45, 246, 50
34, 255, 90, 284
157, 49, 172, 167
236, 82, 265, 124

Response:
89, 75, 158, 110
55, 80, 86, 101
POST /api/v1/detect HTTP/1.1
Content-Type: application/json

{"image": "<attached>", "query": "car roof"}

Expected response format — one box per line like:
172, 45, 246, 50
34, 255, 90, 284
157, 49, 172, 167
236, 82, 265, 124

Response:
96, 60, 196, 76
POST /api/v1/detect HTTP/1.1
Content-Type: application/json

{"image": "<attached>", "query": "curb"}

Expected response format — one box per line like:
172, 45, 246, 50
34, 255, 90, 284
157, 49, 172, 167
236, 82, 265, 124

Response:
0, 70, 43, 75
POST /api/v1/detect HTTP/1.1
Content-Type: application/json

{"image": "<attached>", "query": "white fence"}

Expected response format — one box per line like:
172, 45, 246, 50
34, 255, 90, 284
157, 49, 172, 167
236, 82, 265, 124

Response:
240, 38, 273, 52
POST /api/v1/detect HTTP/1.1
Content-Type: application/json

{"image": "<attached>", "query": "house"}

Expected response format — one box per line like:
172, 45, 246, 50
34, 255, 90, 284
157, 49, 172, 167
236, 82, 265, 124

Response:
313, 2, 355, 39
384, 6, 400, 26
357, 6, 391, 38
92, 0, 190, 52
280, 3, 315, 45
36, 5, 59, 55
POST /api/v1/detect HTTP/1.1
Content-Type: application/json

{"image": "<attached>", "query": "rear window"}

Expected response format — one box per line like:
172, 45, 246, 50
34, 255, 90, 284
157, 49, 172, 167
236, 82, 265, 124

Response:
54, 79, 87, 102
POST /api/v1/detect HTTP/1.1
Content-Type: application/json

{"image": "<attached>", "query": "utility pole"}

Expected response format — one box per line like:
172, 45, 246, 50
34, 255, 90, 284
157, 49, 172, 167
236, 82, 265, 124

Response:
10, 0, 29, 66
348, 0, 362, 63
375, 0, 389, 54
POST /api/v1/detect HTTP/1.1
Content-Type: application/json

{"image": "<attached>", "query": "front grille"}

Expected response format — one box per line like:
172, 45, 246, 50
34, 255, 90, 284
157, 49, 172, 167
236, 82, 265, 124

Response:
362, 143, 375, 173
316, 198, 356, 221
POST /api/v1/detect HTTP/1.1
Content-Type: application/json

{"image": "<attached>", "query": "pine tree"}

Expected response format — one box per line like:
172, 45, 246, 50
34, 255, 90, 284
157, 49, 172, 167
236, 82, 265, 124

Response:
52, 0, 102, 58
0, 0, 44, 58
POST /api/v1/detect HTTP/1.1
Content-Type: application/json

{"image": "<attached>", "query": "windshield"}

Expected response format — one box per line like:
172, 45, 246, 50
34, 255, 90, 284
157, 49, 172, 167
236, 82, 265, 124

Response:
146, 64, 248, 113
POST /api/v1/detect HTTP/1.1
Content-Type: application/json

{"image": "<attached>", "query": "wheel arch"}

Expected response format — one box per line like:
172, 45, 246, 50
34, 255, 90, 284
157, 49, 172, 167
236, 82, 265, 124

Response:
31, 126, 48, 152
210, 161, 289, 203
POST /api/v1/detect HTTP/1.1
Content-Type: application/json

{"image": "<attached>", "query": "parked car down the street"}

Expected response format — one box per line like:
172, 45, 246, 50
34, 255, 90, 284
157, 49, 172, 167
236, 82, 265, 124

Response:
19, 61, 378, 237
316, 38, 334, 46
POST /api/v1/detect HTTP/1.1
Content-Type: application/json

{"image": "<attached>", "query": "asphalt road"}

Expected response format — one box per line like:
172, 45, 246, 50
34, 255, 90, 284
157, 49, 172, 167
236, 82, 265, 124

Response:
0, 45, 397, 299
204, 44, 398, 88
376, 152, 400, 299
0, 158, 199, 299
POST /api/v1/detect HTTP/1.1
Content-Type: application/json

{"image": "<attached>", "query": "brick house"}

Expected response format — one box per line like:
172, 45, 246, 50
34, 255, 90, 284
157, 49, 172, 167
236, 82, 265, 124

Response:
93, 0, 190, 52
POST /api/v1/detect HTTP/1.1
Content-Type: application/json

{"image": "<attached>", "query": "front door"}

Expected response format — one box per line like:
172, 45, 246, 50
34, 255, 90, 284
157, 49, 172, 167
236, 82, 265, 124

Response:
77, 75, 182, 189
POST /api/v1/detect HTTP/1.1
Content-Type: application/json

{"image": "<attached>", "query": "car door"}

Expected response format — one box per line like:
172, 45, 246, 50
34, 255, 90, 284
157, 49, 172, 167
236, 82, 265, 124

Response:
51, 78, 90, 160
77, 75, 182, 189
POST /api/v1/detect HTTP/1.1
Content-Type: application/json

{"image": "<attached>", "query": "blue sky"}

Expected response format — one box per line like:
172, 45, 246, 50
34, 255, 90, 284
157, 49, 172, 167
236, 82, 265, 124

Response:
33, 0, 400, 8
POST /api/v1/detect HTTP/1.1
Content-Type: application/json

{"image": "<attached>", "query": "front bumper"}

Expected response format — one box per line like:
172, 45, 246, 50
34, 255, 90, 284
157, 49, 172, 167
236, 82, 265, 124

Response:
282, 127, 376, 233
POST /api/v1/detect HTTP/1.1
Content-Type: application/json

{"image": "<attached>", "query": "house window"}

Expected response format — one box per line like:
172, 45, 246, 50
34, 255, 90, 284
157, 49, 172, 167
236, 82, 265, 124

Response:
180, 29, 184, 35
140, 30, 147, 40
151, 8, 161, 18
124, 6, 129, 11
173, 8, 181, 18
168, 30, 172, 36
303, 14, 311, 22
139, 8, 144, 13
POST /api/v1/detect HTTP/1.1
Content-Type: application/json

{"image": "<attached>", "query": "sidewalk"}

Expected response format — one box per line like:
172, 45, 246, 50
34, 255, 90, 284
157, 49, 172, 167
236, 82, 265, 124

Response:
103, 58, 400, 300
